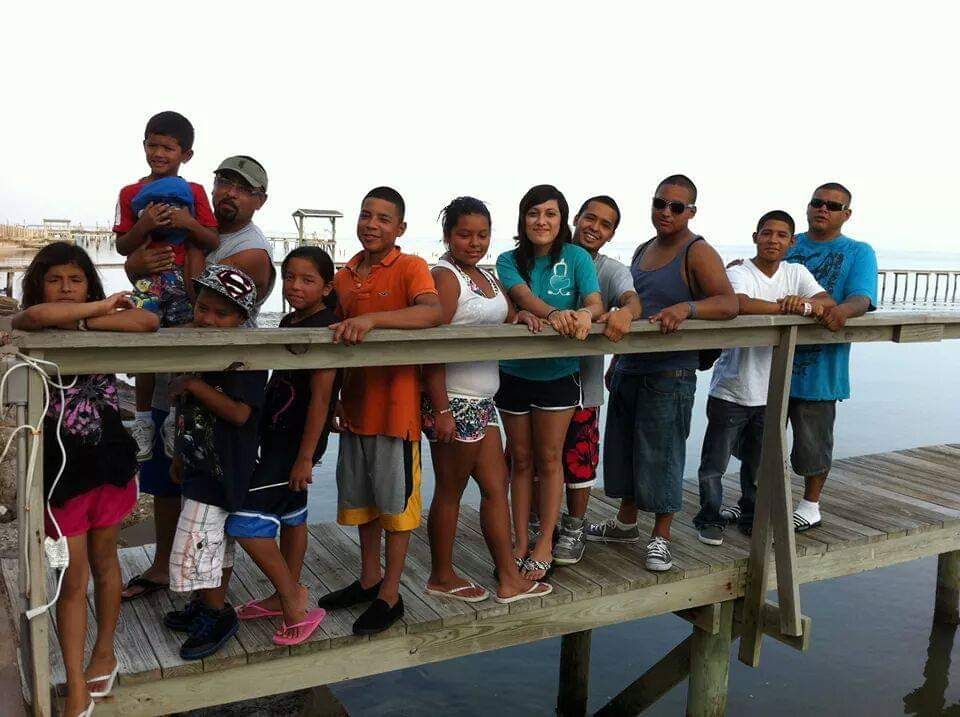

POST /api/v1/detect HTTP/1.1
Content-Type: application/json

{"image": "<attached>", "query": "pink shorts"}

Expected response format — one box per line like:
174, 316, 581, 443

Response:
45, 478, 138, 538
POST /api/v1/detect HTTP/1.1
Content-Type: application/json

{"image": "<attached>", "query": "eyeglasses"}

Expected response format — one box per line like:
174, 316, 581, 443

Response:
809, 198, 848, 212
214, 176, 262, 197
652, 197, 695, 215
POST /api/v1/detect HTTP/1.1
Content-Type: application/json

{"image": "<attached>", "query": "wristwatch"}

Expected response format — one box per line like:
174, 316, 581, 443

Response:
77, 318, 88, 331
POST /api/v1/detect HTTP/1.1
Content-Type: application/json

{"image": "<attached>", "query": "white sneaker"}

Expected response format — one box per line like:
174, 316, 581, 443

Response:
129, 417, 155, 462
645, 536, 673, 572
161, 411, 177, 459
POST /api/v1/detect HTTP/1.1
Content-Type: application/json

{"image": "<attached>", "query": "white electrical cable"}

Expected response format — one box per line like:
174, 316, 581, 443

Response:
0, 353, 75, 619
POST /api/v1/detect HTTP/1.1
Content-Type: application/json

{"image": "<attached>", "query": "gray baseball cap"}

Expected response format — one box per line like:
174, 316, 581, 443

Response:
215, 155, 268, 192
192, 264, 258, 318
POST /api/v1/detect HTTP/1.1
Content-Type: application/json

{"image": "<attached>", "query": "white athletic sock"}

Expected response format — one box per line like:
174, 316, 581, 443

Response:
795, 499, 821, 523
615, 518, 637, 530
135, 410, 153, 423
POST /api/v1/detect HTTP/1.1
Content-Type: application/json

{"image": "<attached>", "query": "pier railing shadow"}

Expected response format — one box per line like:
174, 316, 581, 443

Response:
3, 310, 960, 716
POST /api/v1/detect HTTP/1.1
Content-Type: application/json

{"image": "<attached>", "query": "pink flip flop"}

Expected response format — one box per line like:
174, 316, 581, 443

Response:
272, 608, 327, 646
236, 598, 283, 620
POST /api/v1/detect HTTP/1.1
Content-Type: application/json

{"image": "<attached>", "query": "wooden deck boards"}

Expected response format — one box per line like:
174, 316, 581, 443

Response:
5, 444, 960, 713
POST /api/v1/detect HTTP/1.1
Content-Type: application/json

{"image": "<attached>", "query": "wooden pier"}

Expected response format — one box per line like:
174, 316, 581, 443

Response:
3, 445, 960, 715
1, 311, 959, 715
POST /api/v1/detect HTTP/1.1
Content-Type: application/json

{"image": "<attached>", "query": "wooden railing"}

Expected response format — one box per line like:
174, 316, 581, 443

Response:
878, 268, 960, 304
3, 311, 960, 716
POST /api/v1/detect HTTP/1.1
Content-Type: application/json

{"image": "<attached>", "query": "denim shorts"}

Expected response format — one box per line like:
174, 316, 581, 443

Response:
602, 370, 696, 513
788, 398, 836, 476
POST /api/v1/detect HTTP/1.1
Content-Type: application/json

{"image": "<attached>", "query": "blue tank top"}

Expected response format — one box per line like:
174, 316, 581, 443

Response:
617, 237, 699, 375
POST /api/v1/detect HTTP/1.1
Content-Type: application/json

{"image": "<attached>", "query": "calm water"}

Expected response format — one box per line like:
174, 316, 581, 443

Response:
6, 240, 960, 715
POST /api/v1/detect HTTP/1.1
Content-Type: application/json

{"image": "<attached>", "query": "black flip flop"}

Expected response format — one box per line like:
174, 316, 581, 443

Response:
121, 574, 168, 601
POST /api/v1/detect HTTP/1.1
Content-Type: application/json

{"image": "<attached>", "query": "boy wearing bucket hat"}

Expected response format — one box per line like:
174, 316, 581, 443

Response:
162, 265, 268, 660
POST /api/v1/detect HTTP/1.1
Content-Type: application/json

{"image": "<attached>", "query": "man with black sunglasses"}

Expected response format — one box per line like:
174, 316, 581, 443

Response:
586, 175, 738, 572
784, 182, 877, 532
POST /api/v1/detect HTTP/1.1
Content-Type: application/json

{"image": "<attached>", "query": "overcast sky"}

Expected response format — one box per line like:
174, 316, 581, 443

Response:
3, 1, 958, 257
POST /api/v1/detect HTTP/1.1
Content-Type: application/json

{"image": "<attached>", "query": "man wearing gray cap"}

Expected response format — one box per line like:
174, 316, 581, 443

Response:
121, 155, 276, 600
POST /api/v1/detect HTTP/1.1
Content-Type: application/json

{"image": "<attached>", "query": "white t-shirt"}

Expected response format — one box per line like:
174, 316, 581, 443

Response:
436, 259, 509, 398
710, 259, 825, 406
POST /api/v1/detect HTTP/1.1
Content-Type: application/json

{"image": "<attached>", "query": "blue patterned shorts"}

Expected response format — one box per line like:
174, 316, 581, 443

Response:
131, 268, 193, 327
421, 394, 499, 443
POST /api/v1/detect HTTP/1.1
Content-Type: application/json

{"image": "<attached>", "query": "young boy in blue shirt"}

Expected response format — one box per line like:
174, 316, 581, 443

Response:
785, 182, 878, 531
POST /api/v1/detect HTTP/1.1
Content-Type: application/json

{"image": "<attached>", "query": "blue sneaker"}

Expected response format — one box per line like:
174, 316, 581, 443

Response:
179, 605, 239, 660
163, 598, 204, 633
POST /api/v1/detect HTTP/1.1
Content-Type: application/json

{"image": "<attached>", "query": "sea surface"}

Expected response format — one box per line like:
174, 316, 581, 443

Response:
4, 240, 960, 715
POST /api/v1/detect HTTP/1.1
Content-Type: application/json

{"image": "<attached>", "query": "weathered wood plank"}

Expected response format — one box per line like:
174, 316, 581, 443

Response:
556, 629, 592, 717
97, 568, 742, 716
687, 600, 734, 716
115, 548, 199, 679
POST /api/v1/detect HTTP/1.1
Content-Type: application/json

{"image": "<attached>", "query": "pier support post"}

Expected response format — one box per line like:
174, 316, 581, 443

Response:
935, 551, 960, 625
686, 601, 734, 717
557, 629, 592, 717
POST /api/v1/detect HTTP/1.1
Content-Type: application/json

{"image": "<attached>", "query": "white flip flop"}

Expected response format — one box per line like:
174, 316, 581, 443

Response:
87, 663, 119, 698
494, 582, 553, 604
424, 582, 490, 603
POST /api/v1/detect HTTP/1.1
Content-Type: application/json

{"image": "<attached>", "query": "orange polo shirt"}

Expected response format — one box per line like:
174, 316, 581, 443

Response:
334, 246, 438, 440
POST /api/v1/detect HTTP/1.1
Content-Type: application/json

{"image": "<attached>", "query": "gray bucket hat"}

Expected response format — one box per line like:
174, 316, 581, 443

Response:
192, 264, 258, 318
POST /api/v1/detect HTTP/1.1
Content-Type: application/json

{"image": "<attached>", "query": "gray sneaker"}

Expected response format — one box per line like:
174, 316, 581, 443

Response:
697, 524, 724, 546
584, 518, 641, 544
553, 514, 586, 565
645, 536, 673, 572
528, 514, 541, 545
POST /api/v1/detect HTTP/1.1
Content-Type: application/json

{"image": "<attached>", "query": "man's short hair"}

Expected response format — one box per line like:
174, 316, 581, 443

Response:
756, 210, 795, 235
656, 174, 697, 204
144, 111, 194, 152
576, 195, 622, 229
363, 186, 405, 221
815, 182, 852, 205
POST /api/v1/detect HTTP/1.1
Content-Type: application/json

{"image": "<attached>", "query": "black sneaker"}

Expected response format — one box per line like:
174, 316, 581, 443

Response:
352, 596, 404, 635
179, 605, 239, 660
697, 524, 724, 546
163, 598, 205, 633
318, 579, 383, 610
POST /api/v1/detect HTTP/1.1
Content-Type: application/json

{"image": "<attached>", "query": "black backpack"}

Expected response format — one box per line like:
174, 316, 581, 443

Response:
631, 236, 721, 371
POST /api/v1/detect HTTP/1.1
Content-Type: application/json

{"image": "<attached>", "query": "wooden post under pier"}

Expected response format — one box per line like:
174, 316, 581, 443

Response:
686, 601, 735, 717
934, 551, 960, 625
556, 629, 592, 716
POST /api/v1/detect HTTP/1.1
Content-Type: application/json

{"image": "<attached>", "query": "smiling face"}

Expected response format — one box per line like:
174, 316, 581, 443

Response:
524, 199, 562, 251
42, 263, 88, 303
143, 133, 191, 178
753, 219, 795, 262
193, 288, 246, 328
445, 213, 491, 268
282, 256, 332, 312
651, 183, 696, 236
356, 197, 406, 255
574, 200, 618, 254
806, 187, 852, 235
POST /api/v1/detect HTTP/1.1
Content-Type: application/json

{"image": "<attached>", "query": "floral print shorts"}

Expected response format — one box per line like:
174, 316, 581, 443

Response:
421, 394, 500, 443
562, 406, 600, 488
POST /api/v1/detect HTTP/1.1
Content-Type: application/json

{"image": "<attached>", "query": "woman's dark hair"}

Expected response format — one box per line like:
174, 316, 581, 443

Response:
20, 242, 105, 309
439, 196, 491, 239
281, 245, 338, 309
514, 184, 572, 282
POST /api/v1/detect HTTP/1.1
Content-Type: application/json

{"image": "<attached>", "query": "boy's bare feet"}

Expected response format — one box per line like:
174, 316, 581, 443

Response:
278, 584, 309, 627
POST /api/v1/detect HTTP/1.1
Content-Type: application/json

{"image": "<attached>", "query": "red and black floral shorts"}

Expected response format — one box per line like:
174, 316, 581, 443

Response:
562, 406, 600, 488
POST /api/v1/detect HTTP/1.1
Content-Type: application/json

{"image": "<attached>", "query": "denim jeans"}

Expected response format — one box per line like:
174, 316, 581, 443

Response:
694, 396, 765, 529
603, 370, 696, 514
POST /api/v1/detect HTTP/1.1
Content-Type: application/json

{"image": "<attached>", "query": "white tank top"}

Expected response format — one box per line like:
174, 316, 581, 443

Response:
436, 257, 509, 398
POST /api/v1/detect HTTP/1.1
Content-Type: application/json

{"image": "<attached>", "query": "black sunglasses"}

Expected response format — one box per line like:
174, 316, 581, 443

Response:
809, 198, 848, 212
652, 197, 695, 215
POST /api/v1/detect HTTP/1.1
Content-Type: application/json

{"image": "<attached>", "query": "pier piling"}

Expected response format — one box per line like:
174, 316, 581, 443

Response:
556, 629, 592, 717
686, 601, 734, 717
934, 551, 960, 625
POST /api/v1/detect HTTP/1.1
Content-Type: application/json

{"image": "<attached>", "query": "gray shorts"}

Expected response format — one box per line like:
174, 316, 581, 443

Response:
788, 398, 836, 477
335, 431, 422, 532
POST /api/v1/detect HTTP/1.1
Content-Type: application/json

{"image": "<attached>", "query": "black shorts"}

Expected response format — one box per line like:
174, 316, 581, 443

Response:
788, 398, 836, 476
494, 370, 581, 415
